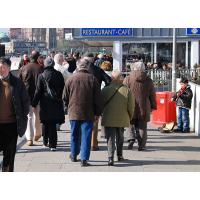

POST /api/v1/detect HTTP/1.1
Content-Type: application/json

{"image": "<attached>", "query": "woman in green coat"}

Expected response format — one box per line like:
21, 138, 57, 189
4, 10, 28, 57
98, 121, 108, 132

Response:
101, 71, 135, 166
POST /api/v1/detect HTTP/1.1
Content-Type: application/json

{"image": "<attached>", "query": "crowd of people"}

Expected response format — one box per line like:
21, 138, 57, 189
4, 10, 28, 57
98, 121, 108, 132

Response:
0, 50, 158, 172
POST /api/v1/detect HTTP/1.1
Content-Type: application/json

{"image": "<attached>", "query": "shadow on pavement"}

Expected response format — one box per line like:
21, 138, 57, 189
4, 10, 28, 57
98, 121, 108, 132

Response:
114, 159, 200, 168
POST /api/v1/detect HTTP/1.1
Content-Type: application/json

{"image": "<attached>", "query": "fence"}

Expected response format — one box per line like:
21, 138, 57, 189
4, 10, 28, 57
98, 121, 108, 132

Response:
122, 69, 200, 92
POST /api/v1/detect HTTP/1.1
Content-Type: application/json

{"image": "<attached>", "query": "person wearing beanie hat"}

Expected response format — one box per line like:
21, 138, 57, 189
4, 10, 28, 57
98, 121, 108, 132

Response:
44, 57, 55, 68
63, 58, 102, 166
19, 51, 43, 146
81, 53, 111, 151
32, 57, 65, 151
172, 76, 193, 133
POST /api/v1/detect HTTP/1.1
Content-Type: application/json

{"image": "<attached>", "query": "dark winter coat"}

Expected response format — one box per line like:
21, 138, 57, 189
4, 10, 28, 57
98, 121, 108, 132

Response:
63, 70, 102, 121
88, 62, 111, 87
3, 73, 30, 137
172, 85, 193, 109
123, 70, 157, 122
19, 62, 43, 102
32, 67, 65, 124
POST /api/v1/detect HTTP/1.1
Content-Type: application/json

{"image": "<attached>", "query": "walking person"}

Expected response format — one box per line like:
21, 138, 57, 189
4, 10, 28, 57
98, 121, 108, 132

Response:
172, 77, 193, 133
63, 58, 102, 167
101, 71, 134, 166
82, 52, 111, 151
19, 50, 43, 146
123, 61, 157, 151
0, 58, 29, 172
32, 57, 65, 151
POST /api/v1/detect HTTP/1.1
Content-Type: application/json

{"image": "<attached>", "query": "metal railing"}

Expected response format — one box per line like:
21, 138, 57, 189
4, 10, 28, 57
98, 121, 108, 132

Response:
122, 68, 200, 92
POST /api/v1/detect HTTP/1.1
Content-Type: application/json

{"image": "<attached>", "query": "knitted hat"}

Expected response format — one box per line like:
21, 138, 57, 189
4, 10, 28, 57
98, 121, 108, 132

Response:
44, 57, 55, 68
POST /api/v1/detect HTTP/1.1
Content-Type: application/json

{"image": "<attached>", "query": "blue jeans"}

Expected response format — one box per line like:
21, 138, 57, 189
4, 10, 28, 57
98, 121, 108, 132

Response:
178, 107, 190, 132
70, 120, 93, 161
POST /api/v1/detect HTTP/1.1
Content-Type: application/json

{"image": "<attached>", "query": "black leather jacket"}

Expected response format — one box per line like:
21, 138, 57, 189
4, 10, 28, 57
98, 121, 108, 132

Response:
173, 85, 193, 109
88, 63, 111, 87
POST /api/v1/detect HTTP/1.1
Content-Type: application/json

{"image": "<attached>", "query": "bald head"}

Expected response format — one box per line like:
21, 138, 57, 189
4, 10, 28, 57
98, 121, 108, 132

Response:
111, 71, 123, 83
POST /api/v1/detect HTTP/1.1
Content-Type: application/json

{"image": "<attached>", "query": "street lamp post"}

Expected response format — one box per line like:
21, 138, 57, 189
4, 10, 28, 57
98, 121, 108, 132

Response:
172, 28, 177, 92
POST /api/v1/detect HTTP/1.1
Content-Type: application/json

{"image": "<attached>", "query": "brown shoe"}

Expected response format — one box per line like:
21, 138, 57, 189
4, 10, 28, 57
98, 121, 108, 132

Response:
26, 140, 33, 146
34, 135, 41, 142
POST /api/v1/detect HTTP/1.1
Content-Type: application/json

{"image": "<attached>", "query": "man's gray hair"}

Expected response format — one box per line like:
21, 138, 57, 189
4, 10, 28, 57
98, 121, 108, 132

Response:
130, 61, 146, 71
54, 53, 63, 64
76, 58, 91, 71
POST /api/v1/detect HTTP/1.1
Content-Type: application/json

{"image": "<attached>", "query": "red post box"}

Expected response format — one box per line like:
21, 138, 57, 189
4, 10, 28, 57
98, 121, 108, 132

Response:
151, 92, 176, 125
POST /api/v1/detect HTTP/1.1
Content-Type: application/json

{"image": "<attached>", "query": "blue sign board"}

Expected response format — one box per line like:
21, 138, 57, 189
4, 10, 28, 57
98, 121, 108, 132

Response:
186, 28, 200, 35
81, 28, 133, 37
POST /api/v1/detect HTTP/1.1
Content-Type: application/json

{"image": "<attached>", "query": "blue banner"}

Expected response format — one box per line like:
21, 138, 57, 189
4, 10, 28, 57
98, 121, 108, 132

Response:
81, 28, 133, 37
186, 28, 200, 35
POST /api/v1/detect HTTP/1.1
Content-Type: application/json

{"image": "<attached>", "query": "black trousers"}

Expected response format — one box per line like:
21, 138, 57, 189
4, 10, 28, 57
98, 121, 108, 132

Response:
42, 122, 57, 148
0, 123, 18, 172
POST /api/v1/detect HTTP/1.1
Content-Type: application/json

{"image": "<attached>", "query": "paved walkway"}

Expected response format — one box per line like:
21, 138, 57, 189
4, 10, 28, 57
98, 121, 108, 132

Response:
9, 118, 200, 172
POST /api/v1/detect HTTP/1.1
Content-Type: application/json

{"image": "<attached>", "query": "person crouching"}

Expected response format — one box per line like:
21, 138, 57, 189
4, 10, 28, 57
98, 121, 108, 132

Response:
101, 71, 135, 166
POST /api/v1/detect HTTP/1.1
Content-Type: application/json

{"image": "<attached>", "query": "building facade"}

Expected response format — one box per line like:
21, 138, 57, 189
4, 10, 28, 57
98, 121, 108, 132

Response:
72, 28, 200, 70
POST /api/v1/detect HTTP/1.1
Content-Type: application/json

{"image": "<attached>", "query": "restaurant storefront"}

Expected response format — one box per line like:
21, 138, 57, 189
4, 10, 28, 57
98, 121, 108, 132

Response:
72, 28, 200, 71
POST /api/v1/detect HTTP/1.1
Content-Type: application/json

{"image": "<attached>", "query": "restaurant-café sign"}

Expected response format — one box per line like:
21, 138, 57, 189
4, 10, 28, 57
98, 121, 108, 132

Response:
81, 28, 133, 37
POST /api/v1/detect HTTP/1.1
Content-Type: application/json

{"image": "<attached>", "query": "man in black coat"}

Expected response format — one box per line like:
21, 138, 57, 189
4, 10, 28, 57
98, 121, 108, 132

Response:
82, 53, 111, 151
0, 57, 30, 172
32, 58, 65, 151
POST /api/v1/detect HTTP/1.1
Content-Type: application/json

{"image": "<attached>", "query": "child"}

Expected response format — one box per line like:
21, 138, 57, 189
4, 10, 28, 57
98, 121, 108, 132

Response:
172, 77, 193, 133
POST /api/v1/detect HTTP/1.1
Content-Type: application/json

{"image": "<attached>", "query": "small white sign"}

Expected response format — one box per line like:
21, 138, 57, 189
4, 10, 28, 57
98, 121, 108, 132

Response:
160, 98, 165, 104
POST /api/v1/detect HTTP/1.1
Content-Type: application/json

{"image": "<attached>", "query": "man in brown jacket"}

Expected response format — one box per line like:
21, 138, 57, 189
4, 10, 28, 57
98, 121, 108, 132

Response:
63, 58, 102, 167
19, 50, 43, 146
123, 61, 157, 151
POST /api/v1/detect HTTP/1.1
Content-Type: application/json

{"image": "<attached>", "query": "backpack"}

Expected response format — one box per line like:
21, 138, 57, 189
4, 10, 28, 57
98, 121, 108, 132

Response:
158, 122, 176, 133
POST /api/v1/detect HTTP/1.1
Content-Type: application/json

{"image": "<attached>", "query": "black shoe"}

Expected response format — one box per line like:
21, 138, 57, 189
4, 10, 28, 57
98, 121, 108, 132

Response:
138, 147, 145, 151
182, 130, 190, 133
108, 157, 114, 166
81, 160, 91, 167
69, 154, 77, 162
118, 156, 125, 162
174, 129, 183, 133
127, 140, 135, 150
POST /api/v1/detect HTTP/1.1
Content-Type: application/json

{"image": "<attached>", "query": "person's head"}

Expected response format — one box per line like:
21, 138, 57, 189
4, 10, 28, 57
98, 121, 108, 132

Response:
44, 57, 55, 69
37, 55, 44, 66
0, 57, 11, 78
76, 58, 91, 71
82, 52, 95, 63
130, 61, 146, 71
180, 77, 189, 89
73, 52, 80, 60
98, 53, 104, 59
23, 54, 29, 61
54, 53, 64, 65
101, 61, 112, 71
111, 71, 124, 83
50, 50, 55, 58
30, 50, 40, 63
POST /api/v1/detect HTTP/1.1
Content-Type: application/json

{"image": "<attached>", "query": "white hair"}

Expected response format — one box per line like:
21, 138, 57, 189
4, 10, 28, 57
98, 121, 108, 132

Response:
76, 58, 90, 71
130, 61, 145, 71
54, 53, 64, 64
